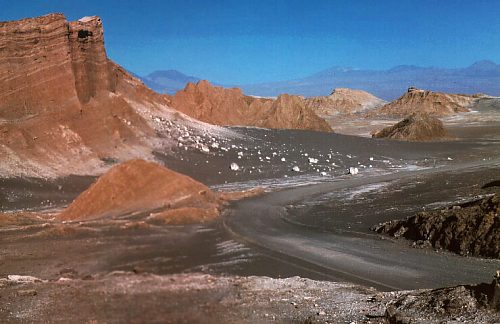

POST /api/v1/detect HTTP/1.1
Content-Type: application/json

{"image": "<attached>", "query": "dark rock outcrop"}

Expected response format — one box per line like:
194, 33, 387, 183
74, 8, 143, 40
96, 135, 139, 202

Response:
385, 271, 500, 323
372, 193, 500, 258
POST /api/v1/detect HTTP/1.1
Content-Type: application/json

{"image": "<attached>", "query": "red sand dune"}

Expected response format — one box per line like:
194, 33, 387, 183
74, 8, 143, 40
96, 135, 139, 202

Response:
372, 113, 449, 141
57, 159, 221, 222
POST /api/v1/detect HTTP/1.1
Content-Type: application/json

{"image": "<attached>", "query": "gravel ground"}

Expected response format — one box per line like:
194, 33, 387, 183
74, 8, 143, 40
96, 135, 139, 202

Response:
1, 272, 498, 323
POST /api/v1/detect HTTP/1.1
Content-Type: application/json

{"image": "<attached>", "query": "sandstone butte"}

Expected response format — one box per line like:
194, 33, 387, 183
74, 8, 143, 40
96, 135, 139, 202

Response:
57, 159, 221, 224
0, 14, 331, 178
0, 14, 178, 178
370, 87, 476, 117
305, 88, 386, 117
372, 113, 448, 141
168, 80, 332, 132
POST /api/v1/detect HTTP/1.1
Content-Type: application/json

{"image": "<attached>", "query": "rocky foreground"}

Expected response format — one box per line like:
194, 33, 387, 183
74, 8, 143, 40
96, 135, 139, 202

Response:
372, 193, 500, 258
0, 271, 498, 323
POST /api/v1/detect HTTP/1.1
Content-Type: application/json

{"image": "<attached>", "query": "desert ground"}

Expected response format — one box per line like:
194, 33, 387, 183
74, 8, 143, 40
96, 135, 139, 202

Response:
2, 107, 500, 322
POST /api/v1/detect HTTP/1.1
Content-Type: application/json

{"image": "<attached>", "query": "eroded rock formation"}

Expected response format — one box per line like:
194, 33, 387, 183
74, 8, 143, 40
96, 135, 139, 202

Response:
372, 193, 500, 258
0, 14, 220, 178
0, 14, 334, 178
305, 88, 386, 117
370, 87, 476, 117
168, 81, 332, 132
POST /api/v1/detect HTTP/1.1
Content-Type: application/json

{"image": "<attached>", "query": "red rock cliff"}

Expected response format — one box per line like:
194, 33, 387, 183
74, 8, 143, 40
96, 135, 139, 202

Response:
0, 14, 331, 177
0, 14, 177, 177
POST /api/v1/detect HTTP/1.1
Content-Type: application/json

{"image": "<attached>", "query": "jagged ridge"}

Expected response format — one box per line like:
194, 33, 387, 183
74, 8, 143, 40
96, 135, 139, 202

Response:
168, 80, 332, 132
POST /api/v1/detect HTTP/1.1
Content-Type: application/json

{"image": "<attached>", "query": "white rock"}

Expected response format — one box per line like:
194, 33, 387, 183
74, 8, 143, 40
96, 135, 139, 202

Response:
292, 166, 300, 172
211, 142, 219, 149
348, 167, 359, 175
320, 172, 327, 176
7, 275, 43, 283
369, 157, 374, 161
201, 146, 210, 153
230, 163, 240, 171
281, 157, 286, 162
308, 157, 318, 164
238, 151, 244, 156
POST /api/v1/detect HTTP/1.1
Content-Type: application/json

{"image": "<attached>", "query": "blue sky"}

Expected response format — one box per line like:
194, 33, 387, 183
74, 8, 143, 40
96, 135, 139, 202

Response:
2, 0, 500, 84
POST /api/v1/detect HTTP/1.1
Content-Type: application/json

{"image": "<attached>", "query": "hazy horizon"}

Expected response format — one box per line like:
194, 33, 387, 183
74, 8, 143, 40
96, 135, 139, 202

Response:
140, 59, 500, 85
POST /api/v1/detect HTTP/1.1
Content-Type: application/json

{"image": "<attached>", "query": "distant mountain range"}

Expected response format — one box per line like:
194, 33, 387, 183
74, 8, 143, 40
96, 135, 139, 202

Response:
240, 60, 500, 100
138, 70, 201, 94
139, 60, 500, 100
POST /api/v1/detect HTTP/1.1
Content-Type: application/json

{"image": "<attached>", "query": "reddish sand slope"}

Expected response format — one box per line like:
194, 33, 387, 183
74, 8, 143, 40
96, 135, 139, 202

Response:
372, 113, 448, 141
57, 159, 220, 222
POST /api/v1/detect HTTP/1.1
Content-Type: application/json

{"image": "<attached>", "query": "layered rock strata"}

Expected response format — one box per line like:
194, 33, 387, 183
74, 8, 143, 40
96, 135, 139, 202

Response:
0, 14, 216, 177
